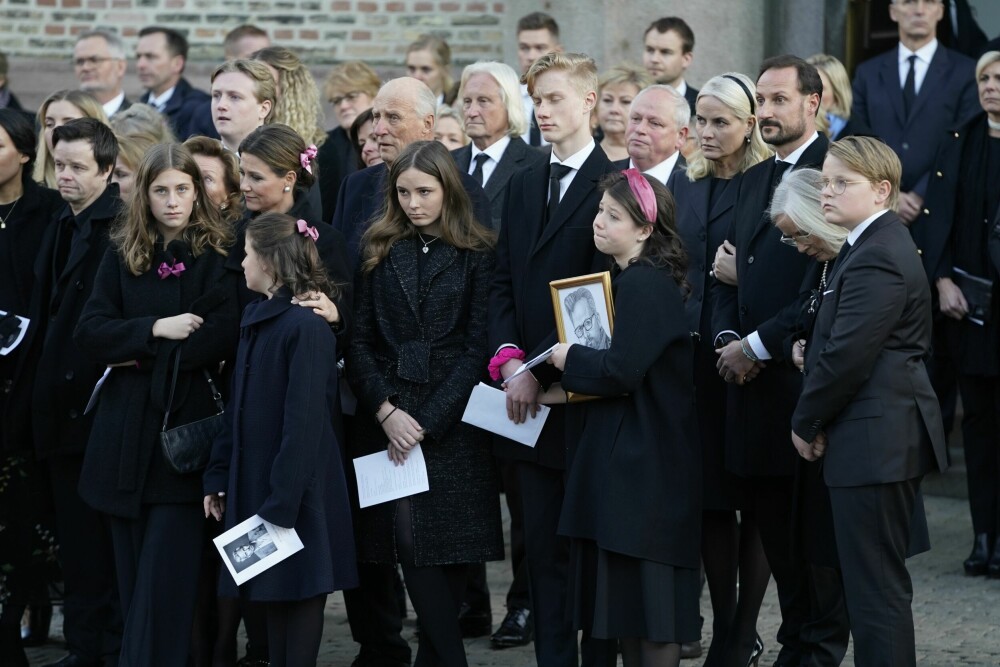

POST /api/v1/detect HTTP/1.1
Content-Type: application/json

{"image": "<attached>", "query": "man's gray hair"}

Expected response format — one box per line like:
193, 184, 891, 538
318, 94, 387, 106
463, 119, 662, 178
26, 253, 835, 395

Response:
458, 61, 528, 136
632, 84, 691, 131
77, 30, 126, 60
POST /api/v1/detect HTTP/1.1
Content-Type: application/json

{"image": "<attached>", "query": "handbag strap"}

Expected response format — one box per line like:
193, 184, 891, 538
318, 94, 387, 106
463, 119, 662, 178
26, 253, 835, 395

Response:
161, 348, 225, 431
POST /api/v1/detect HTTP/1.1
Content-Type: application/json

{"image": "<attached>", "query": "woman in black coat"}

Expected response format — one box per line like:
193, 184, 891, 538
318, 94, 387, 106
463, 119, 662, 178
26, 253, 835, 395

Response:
347, 141, 503, 667
916, 50, 1000, 578
203, 212, 358, 667
666, 73, 773, 666
549, 170, 699, 667
75, 143, 242, 666
0, 109, 65, 665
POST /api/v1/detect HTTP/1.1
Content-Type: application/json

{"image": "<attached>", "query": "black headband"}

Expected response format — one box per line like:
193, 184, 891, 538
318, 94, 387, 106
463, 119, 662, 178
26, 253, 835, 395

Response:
723, 75, 756, 115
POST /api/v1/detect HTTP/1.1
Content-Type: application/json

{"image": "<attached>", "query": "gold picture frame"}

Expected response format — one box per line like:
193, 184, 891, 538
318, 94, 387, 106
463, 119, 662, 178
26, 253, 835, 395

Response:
549, 271, 615, 402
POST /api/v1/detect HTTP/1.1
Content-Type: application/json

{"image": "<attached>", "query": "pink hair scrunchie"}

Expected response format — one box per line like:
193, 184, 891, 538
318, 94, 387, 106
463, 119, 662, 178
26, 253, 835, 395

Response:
488, 347, 525, 381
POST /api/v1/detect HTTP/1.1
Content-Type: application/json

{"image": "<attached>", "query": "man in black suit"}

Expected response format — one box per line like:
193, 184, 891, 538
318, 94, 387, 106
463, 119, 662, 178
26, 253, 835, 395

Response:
642, 16, 699, 112
331, 76, 489, 667
20, 118, 123, 667
793, 136, 948, 666
613, 84, 689, 183
73, 30, 131, 118
451, 59, 546, 647
135, 26, 216, 140
490, 51, 617, 667
713, 56, 847, 666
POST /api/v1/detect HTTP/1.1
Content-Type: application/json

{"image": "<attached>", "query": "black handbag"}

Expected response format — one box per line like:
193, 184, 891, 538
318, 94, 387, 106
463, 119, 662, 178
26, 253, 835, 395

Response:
159, 350, 226, 475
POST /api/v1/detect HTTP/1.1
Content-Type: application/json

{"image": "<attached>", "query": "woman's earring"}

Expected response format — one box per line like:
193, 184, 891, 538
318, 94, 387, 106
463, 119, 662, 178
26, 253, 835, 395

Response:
745, 134, 751, 144
283, 185, 291, 192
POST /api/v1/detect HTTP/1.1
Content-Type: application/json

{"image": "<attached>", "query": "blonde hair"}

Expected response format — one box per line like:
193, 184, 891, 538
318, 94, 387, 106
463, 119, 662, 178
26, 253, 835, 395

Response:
109, 103, 176, 142
827, 136, 901, 211
523, 52, 598, 98
406, 35, 453, 96
770, 168, 847, 253
435, 105, 468, 146
324, 60, 381, 102
976, 50, 1000, 80
686, 73, 772, 181
211, 59, 277, 124
113, 143, 232, 275
115, 130, 162, 172
252, 46, 326, 147
459, 61, 528, 137
33, 89, 109, 187
598, 63, 652, 97
806, 54, 852, 119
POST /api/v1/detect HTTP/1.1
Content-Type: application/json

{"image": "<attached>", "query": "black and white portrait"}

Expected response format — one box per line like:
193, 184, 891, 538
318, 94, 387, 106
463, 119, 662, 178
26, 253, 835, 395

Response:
561, 285, 612, 350
224, 523, 278, 573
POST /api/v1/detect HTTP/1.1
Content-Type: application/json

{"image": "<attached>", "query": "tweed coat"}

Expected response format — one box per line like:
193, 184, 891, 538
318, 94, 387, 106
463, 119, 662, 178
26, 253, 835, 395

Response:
204, 290, 359, 600
346, 237, 503, 566
75, 240, 242, 518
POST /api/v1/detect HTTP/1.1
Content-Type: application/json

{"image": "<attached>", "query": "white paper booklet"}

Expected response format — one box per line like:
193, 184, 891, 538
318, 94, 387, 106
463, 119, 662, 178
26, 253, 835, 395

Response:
353, 443, 430, 509
505, 343, 559, 383
0, 311, 29, 357
461, 382, 550, 447
213, 514, 304, 586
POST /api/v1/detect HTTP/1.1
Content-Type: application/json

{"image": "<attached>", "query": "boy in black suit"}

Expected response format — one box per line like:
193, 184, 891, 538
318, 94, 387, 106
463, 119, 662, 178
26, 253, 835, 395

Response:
489, 51, 617, 667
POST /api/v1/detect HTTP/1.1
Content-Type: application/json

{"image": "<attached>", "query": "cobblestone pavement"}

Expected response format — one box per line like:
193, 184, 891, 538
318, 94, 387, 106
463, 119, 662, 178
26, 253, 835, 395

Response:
26, 494, 1000, 667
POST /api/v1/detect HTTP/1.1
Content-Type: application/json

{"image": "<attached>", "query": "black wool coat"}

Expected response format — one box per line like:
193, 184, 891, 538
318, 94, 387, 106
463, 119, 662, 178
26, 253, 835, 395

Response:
347, 238, 504, 567
0, 179, 65, 454
204, 290, 359, 600
558, 263, 701, 568
75, 241, 242, 518
19, 185, 122, 459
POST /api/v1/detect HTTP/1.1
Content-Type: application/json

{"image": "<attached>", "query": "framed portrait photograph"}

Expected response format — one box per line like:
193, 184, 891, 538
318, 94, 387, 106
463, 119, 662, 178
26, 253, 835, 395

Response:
549, 272, 615, 402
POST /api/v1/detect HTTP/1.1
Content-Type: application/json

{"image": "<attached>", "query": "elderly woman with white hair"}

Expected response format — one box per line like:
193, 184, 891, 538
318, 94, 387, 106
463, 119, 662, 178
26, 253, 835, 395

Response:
915, 50, 1000, 579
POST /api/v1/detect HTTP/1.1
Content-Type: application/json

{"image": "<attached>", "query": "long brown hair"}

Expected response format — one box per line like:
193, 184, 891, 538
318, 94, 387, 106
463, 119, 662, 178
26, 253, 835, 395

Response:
246, 212, 337, 298
113, 143, 233, 276
360, 140, 494, 273
600, 171, 690, 297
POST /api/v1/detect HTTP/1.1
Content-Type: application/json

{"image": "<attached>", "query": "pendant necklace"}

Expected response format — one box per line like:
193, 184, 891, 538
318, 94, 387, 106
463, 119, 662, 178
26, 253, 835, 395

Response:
417, 232, 439, 254
0, 197, 20, 230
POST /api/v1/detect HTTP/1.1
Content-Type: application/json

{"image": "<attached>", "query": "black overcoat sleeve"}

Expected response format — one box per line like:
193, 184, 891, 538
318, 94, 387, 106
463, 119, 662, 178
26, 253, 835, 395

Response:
346, 269, 394, 416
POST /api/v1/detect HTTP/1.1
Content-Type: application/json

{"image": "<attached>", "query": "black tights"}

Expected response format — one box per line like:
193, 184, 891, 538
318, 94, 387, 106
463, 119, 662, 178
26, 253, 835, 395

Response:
621, 638, 680, 667
395, 499, 469, 667
265, 594, 327, 667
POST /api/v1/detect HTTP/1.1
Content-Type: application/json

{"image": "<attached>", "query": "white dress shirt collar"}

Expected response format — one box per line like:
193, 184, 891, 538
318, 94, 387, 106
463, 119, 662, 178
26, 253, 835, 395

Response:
847, 209, 889, 246
898, 39, 938, 93
548, 139, 596, 203
146, 85, 176, 112
777, 131, 820, 167
469, 135, 511, 186
102, 91, 126, 117
629, 152, 679, 185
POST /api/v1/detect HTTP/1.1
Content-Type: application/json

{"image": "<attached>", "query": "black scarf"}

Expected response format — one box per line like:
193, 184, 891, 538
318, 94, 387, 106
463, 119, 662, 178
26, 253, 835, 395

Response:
954, 116, 994, 278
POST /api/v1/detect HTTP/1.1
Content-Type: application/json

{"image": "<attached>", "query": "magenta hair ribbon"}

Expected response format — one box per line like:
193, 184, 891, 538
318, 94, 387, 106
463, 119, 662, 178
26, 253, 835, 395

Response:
623, 168, 657, 224
296, 219, 319, 242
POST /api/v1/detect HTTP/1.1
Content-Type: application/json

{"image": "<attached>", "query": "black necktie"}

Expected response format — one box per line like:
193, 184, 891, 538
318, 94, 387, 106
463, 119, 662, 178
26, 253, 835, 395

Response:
903, 54, 917, 118
548, 163, 572, 222
529, 111, 541, 147
771, 160, 791, 197
471, 153, 489, 186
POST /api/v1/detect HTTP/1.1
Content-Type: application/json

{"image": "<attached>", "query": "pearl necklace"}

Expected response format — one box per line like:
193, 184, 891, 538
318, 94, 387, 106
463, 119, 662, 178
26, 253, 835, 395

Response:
417, 232, 439, 254
0, 196, 20, 230
819, 260, 829, 290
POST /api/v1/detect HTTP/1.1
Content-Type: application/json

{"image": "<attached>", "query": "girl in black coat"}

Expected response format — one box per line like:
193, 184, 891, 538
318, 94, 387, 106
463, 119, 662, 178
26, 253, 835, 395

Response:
347, 141, 502, 667
549, 170, 700, 667
75, 143, 242, 666
204, 212, 358, 667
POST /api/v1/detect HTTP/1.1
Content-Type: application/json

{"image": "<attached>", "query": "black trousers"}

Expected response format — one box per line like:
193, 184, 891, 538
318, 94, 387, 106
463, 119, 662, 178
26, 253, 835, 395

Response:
109, 503, 204, 667
828, 478, 922, 667
48, 455, 121, 663
515, 461, 617, 667
957, 374, 1000, 536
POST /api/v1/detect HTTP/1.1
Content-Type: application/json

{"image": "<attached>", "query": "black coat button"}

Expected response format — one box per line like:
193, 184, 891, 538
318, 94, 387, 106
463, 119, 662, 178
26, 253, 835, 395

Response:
65, 371, 74, 380
747, 255, 755, 264
69, 409, 79, 419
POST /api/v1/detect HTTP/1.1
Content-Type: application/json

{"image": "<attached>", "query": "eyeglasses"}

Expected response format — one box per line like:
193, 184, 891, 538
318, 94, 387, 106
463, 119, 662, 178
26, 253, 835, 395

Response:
819, 177, 870, 195
574, 314, 596, 339
331, 91, 365, 106
73, 56, 117, 68
779, 230, 811, 246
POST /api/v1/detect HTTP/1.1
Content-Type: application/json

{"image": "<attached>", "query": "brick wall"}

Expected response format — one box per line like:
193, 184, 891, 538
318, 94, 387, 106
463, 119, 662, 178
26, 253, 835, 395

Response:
0, 0, 508, 66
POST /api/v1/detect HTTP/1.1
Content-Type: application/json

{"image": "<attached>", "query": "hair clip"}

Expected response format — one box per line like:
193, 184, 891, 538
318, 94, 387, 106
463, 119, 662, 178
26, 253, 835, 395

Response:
296, 218, 318, 241
300, 145, 318, 173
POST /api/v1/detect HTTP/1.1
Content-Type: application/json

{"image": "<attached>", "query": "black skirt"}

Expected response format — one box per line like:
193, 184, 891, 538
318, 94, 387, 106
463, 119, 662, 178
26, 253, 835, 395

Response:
567, 538, 701, 643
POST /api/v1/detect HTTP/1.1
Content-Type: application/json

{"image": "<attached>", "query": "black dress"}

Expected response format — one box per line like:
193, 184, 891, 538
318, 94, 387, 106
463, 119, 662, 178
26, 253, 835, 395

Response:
558, 263, 701, 642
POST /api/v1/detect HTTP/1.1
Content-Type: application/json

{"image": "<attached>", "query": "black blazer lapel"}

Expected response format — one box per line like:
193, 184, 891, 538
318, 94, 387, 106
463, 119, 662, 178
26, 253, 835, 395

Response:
452, 145, 472, 173
520, 160, 548, 253
707, 175, 737, 224
878, 53, 907, 127
535, 147, 607, 252
486, 138, 528, 202
419, 244, 457, 301
389, 242, 421, 320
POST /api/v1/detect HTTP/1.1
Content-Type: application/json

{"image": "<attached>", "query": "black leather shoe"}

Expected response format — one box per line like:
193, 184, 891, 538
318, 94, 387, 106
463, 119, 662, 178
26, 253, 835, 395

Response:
963, 533, 991, 576
680, 640, 703, 659
41, 654, 102, 667
490, 607, 532, 649
988, 536, 1000, 578
457, 603, 492, 638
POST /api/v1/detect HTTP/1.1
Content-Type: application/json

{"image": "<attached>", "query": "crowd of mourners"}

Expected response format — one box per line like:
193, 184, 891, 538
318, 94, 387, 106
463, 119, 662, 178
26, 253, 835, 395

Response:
1, 2, 999, 666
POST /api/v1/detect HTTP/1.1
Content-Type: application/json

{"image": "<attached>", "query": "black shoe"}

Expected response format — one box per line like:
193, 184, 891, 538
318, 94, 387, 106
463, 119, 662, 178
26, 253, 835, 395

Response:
680, 640, 702, 659
457, 603, 492, 638
988, 536, 1000, 578
41, 654, 102, 667
490, 607, 532, 649
964, 533, 991, 576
